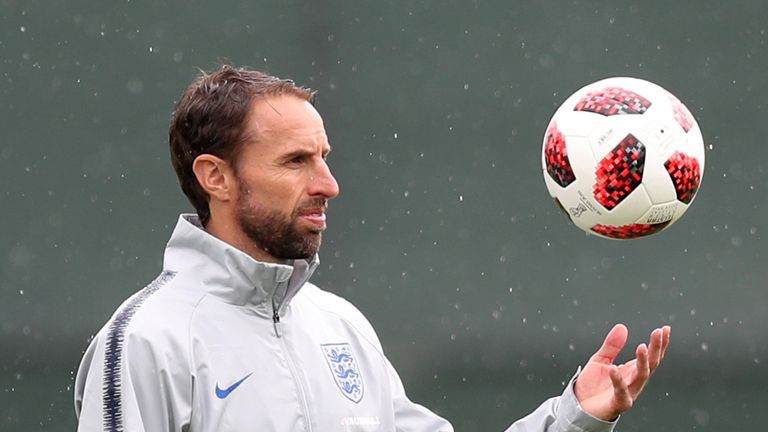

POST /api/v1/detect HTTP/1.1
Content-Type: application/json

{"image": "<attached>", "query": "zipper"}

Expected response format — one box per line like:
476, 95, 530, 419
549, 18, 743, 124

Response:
272, 277, 289, 338
272, 304, 313, 431
272, 305, 282, 338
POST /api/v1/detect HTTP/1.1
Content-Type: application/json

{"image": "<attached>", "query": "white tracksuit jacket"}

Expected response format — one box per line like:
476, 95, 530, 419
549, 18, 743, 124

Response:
74, 214, 617, 432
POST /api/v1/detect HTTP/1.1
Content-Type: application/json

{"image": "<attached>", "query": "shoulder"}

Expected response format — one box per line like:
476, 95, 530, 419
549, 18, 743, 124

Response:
296, 283, 383, 351
298, 283, 369, 323
77, 271, 199, 394
75, 272, 197, 426
102, 271, 204, 354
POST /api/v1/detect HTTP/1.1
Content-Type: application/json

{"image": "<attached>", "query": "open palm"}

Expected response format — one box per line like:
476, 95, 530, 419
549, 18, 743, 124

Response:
574, 324, 671, 421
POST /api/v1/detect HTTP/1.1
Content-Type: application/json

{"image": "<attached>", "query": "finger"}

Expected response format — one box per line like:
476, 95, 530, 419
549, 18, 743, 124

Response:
590, 324, 629, 364
609, 366, 632, 413
628, 343, 650, 396
647, 328, 664, 372
660, 326, 672, 360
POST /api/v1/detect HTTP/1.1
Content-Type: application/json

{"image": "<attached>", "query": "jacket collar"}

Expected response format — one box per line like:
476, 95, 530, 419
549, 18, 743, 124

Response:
163, 214, 319, 315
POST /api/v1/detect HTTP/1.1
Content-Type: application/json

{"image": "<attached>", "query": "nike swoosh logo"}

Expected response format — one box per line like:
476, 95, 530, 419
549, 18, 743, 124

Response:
215, 372, 254, 399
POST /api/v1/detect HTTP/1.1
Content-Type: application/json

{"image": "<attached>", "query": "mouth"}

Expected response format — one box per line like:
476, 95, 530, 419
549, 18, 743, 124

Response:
298, 207, 327, 228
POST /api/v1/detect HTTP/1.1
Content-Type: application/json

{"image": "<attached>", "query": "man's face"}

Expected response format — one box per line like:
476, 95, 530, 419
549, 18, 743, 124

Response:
233, 95, 339, 262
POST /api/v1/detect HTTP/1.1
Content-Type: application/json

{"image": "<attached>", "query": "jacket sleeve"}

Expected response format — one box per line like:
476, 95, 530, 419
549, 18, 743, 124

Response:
74, 328, 192, 432
384, 356, 455, 432
385, 359, 617, 432
502, 369, 617, 432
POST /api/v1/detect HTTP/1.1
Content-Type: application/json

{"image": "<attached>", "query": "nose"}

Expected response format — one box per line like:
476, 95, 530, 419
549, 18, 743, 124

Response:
309, 159, 340, 199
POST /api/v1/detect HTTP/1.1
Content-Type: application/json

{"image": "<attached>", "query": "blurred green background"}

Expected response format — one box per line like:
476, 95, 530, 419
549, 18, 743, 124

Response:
1, 0, 766, 430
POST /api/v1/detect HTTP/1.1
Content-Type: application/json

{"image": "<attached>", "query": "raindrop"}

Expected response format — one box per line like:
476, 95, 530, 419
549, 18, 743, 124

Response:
127, 79, 144, 94
9, 245, 33, 267
690, 409, 710, 426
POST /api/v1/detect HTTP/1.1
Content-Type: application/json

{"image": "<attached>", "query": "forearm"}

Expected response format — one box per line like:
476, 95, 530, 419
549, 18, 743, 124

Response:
504, 370, 617, 432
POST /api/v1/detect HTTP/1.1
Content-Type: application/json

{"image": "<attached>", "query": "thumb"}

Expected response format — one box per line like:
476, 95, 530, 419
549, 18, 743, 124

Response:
590, 324, 629, 364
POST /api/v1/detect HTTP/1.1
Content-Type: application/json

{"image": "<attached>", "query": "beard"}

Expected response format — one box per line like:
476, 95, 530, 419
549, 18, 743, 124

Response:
235, 179, 325, 261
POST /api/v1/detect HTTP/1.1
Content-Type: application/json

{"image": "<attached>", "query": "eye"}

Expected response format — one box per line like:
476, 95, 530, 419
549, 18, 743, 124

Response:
286, 155, 306, 165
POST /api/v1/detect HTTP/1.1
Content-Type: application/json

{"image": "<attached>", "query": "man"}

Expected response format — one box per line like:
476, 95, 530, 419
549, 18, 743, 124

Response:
74, 65, 671, 431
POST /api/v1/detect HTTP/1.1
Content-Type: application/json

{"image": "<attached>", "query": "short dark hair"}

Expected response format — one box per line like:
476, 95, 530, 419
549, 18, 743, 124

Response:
169, 64, 315, 225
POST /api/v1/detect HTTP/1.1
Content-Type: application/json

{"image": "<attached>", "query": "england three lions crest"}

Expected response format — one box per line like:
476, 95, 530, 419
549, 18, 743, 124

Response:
321, 343, 364, 403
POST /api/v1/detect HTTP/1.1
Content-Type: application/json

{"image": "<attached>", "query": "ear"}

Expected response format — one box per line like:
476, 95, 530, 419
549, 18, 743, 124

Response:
192, 154, 236, 203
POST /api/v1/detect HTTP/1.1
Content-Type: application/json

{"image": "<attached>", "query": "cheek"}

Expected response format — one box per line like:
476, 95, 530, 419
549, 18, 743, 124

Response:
244, 185, 303, 211
238, 171, 306, 207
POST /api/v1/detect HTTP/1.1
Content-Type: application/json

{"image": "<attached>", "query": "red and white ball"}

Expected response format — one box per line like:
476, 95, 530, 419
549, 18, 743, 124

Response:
541, 77, 705, 239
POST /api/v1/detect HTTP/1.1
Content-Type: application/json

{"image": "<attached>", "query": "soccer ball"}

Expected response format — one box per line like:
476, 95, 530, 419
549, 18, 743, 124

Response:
541, 77, 705, 240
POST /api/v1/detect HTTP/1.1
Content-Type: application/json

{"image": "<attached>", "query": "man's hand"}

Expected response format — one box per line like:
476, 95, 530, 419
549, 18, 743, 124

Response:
574, 324, 671, 421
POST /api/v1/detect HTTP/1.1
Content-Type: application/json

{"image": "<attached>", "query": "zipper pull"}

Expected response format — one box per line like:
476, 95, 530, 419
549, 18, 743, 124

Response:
272, 308, 282, 338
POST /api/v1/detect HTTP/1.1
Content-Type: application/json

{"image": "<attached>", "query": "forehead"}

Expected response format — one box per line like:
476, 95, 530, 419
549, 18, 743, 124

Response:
244, 95, 327, 145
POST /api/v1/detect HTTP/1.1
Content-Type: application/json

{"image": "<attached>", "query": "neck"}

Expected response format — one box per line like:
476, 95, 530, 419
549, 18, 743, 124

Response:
204, 215, 289, 265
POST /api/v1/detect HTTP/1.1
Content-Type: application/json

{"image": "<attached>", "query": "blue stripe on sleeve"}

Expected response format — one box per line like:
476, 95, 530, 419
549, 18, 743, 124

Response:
102, 271, 176, 432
